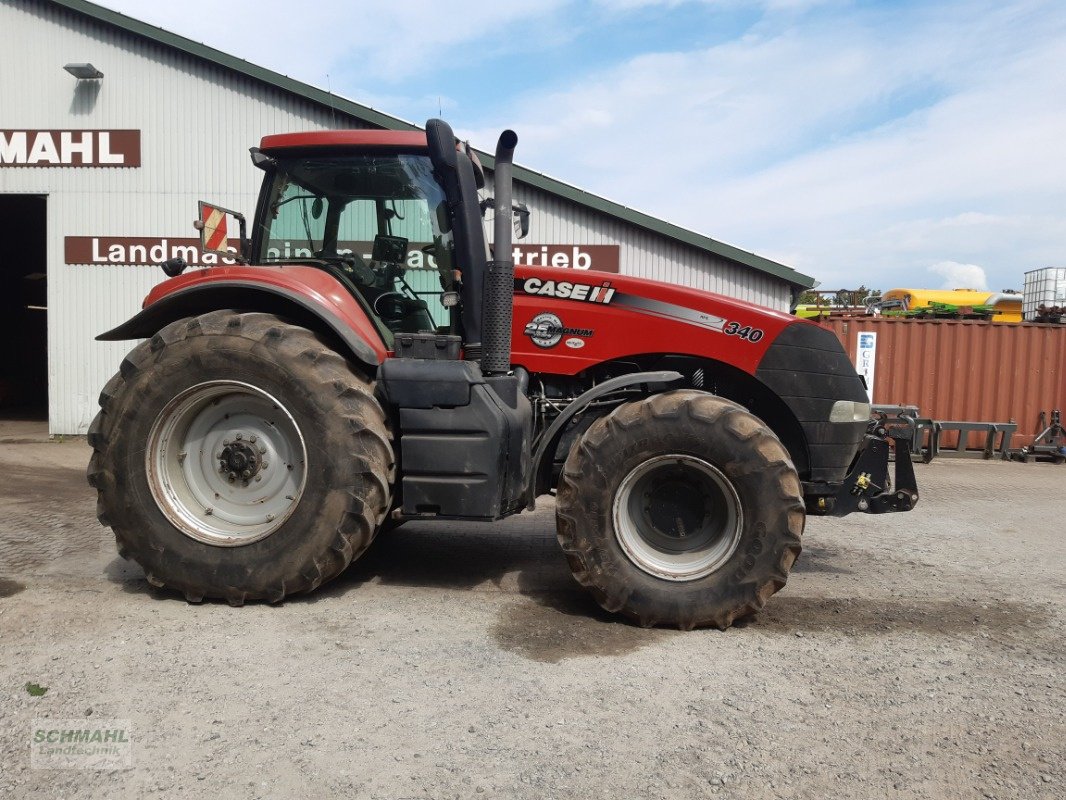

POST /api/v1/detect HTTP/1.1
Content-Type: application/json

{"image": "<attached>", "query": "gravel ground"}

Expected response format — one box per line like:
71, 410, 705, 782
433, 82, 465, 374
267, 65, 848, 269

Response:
0, 438, 1063, 799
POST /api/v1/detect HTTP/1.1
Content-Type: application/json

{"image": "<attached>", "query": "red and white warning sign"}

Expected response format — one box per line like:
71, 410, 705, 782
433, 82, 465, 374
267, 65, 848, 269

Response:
198, 203, 228, 253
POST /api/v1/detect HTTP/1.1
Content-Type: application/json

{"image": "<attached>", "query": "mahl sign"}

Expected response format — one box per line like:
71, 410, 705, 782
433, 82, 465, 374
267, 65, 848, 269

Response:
0, 130, 141, 167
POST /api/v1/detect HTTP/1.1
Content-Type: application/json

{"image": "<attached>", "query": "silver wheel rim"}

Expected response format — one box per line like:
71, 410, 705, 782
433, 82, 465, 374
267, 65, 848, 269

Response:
612, 454, 743, 581
146, 380, 308, 546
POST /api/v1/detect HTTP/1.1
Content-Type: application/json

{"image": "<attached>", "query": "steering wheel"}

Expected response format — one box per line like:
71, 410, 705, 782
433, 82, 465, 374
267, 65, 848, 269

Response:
373, 292, 408, 320
314, 249, 377, 285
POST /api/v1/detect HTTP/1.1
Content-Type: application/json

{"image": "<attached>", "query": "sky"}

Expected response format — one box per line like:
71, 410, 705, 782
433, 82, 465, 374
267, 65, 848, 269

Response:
97, 0, 1066, 293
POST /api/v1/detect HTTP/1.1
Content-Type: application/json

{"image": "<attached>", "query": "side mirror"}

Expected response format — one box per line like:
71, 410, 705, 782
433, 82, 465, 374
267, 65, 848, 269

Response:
513, 202, 530, 240
249, 148, 276, 171
194, 201, 248, 263
479, 198, 530, 239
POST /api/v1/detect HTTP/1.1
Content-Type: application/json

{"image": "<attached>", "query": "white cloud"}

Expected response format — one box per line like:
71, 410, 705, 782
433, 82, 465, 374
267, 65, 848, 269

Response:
928, 261, 988, 291
94, 0, 569, 85
94, 0, 1066, 292
461, 1, 1066, 291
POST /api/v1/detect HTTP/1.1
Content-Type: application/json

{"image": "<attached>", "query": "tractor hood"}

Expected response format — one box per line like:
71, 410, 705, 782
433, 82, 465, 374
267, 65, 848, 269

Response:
509, 264, 870, 486
510, 265, 801, 376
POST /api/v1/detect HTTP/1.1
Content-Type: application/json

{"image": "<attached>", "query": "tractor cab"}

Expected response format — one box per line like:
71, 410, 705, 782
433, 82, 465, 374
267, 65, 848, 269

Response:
191, 125, 525, 367
250, 142, 453, 340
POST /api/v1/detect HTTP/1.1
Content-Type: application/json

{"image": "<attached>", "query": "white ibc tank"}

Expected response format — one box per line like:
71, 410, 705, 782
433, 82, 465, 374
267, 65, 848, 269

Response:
1023, 267, 1066, 320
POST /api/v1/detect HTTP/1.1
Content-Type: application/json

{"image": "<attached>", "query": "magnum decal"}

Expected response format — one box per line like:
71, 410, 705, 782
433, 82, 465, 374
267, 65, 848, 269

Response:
523, 313, 594, 349
613, 295, 766, 343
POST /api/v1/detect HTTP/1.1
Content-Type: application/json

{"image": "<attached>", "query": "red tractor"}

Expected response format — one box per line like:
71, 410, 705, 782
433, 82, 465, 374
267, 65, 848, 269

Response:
88, 120, 917, 629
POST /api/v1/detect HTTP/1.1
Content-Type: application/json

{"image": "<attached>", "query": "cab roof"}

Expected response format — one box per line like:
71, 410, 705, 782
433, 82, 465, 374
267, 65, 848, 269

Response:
260, 130, 428, 151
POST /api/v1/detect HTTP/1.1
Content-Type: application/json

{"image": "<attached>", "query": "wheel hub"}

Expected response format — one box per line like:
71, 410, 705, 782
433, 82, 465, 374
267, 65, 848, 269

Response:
640, 472, 716, 551
613, 454, 743, 582
219, 438, 264, 483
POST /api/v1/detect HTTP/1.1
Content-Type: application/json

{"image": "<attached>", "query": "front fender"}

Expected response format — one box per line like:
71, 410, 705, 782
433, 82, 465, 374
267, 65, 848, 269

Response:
97, 266, 387, 370
528, 369, 684, 504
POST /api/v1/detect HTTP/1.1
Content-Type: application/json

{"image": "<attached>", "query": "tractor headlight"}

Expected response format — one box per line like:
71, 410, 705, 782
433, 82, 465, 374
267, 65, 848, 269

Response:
829, 400, 871, 423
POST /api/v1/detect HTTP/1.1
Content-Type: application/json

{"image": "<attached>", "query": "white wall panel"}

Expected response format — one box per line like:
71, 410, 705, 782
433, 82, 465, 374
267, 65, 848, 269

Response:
1, 0, 370, 433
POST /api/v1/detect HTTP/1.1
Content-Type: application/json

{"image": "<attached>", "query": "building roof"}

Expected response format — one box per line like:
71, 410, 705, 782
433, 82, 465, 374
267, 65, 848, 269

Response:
46, 0, 815, 289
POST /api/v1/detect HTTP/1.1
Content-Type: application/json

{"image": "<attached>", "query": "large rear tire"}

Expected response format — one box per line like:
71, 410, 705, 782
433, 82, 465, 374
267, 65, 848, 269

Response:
87, 311, 394, 604
555, 390, 804, 630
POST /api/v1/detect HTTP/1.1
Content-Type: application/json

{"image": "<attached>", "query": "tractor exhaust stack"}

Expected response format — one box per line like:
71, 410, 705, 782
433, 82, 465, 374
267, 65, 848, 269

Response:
481, 129, 519, 377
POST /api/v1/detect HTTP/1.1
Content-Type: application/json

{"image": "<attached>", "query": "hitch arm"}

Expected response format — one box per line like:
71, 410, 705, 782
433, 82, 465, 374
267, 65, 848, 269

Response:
830, 428, 920, 516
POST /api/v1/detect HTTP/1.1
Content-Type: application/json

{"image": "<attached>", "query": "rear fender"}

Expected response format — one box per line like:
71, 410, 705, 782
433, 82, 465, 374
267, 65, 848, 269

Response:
97, 266, 387, 371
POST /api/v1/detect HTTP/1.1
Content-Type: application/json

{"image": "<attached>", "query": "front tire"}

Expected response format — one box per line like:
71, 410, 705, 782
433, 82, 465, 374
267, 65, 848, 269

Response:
87, 311, 394, 604
555, 390, 804, 630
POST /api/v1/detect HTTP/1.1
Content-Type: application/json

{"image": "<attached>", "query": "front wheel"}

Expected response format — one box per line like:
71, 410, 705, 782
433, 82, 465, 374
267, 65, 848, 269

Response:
555, 390, 805, 630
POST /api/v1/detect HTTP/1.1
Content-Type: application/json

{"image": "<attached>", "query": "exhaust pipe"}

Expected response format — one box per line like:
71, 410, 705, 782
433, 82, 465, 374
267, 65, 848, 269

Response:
481, 129, 519, 376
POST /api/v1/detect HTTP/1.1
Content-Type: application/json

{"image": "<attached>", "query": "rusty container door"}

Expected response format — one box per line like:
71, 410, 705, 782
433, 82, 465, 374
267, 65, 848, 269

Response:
818, 317, 1066, 448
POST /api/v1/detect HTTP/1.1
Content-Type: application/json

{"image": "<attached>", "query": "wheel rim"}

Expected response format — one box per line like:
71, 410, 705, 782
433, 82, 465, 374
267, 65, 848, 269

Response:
612, 454, 743, 581
146, 381, 308, 546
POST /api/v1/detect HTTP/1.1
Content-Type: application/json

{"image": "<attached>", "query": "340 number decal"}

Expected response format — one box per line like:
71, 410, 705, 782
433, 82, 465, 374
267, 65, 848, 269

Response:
724, 321, 764, 342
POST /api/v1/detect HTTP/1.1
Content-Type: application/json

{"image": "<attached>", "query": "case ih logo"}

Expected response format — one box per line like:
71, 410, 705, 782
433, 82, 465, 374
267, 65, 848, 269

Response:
520, 277, 616, 304
0, 130, 141, 167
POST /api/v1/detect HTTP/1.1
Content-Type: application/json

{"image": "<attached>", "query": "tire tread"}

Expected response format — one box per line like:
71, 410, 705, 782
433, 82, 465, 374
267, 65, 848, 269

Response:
556, 389, 805, 630
87, 311, 393, 604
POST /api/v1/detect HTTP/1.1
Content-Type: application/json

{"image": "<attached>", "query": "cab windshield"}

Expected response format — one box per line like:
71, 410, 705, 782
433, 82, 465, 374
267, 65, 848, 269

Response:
255, 153, 456, 338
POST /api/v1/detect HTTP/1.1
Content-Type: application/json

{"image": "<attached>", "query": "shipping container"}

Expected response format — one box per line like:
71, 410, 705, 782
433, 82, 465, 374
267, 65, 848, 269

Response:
818, 317, 1066, 449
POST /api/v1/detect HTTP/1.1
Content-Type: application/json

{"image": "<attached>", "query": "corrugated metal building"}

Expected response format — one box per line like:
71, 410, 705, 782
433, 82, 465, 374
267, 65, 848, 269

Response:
0, 0, 813, 435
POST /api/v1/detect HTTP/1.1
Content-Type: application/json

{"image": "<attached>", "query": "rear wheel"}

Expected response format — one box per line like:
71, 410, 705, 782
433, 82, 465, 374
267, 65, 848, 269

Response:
555, 390, 804, 629
87, 311, 394, 604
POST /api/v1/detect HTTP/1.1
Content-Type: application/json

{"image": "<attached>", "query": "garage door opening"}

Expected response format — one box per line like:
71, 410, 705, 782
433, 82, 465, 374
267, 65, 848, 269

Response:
0, 195, 48, 420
